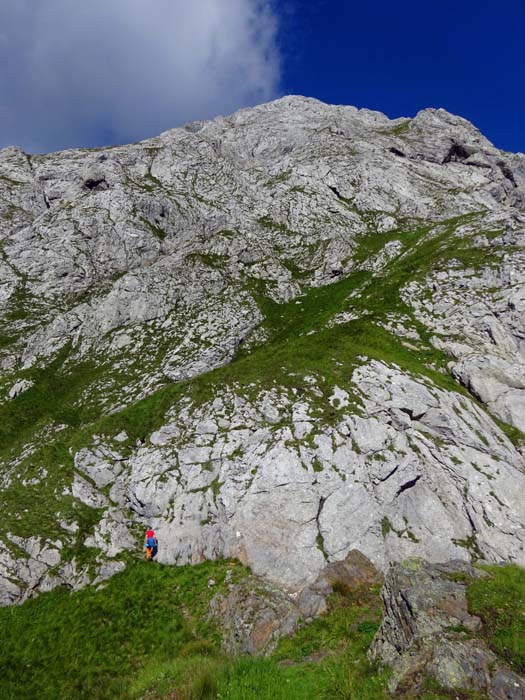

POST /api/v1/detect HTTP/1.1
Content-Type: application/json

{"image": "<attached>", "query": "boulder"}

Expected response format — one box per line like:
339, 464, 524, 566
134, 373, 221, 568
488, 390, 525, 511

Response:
298, 549, 382, 617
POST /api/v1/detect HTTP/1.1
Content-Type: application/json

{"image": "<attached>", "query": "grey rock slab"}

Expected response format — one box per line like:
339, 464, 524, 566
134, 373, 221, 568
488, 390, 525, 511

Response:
1, 95, 525, 604
7, 378, 34, 399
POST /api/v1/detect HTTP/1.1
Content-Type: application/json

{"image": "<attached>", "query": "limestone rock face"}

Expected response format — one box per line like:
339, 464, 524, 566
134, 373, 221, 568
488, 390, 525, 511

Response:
0, 96, 524, 604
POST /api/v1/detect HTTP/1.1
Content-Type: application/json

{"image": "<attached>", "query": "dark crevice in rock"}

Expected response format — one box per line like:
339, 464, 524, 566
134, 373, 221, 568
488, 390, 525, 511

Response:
389, 147, 406, 158
316, 496, 326, 522
316, 496, 328, 560
443, 143, 474, 164
25, 153, 34, 170
378, 465, 399, 483
154, 206, 167, 225
465, 506, 478, 534
84, 177, 109, 192
396, 475, 422, 497
398, 406, 427, 421
497, 160, 517, 187
128, 494, 146, 513
328, 185, 344, 199
450, 370, 485, 409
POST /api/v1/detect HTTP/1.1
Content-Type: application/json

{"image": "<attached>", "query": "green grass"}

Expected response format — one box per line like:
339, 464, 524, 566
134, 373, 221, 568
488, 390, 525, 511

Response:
0, 343, 113, 541
3, 282, 34, 321
186, 252, 228, 268
257, 215, 297, 234
1, 551, 523, 700
0, 174, 24, 186
132, 577, 389, 700
376, 120, 411, 136
0, 332, 18, 348
231, 213, 524, 441
467, 564, 525, 673
0, 340, 114, 539
130, 655, 224, 700
130, 655, 329, 700
264, 170, 292, 188
0, 559, 386, 700
381, 517, 393, 537
0, 345, 103, 455
0, 558, 248, 700
139, 216, 166, 240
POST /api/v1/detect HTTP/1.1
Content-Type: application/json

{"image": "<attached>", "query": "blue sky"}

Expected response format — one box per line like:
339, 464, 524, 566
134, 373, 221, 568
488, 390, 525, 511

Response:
0, 0, 523, 153
278, 0, 525, 153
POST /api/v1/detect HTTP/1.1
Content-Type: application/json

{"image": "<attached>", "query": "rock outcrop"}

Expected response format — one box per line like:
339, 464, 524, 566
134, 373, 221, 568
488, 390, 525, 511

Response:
370, 559, 525, 699
208, 549, 382, 655
0, 96, 524, 604
208, 575, 303, 655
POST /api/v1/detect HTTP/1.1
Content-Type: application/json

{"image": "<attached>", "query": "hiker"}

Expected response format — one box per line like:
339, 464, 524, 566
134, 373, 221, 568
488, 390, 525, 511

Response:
144, 528, 158, 561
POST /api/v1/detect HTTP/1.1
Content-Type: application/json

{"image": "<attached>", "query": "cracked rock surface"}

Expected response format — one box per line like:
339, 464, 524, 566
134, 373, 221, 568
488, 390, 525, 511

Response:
370, 559, 525, 698
0, 96, 524, 604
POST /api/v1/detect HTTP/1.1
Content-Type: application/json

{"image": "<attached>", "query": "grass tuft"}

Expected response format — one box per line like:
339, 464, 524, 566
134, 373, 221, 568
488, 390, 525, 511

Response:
467, 564, 525, 673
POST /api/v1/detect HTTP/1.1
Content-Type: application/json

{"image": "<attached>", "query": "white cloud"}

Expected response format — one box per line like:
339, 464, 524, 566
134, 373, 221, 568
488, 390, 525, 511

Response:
0, 0, 280, 152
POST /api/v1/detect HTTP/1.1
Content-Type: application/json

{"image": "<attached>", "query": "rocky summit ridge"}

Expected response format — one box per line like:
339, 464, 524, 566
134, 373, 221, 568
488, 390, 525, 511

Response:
0, 95, 524, 606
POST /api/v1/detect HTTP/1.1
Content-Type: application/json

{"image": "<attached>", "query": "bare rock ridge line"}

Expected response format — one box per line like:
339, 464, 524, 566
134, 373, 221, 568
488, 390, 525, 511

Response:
0, 95, 524, 605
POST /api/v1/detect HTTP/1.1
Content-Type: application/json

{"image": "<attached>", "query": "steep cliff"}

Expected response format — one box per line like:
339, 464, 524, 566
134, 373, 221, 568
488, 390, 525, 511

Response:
0, 96, 524, 604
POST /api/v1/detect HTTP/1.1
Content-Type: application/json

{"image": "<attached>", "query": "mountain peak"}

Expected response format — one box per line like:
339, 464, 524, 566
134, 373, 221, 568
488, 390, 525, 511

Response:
0, 97, 524, 606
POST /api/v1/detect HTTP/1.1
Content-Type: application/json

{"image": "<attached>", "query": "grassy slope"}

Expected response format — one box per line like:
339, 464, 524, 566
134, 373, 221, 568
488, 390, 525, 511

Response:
133, 564, 525, 700
1, 559, 523, 700
0, 559, 249, 700
467, 565, 525, 674
0, 559, 387, 700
